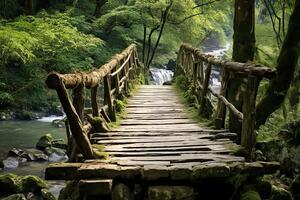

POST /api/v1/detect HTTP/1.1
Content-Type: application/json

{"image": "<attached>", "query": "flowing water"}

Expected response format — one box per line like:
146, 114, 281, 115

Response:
0, 118, 66, 198
149, 68, 174, 85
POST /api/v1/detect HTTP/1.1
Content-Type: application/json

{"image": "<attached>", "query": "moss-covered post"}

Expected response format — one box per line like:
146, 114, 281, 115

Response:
215, 70, 230, 129
199, 63, 212, 117
241, 75, 259, 158
104, 74, 116, 122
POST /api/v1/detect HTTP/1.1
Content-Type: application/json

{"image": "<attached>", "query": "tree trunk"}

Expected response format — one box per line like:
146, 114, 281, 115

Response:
256, 0, 300, 128
227, 0, 255, 137
94, 0, 108, 17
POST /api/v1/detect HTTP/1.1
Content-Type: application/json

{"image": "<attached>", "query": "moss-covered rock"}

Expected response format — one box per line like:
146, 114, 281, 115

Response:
255, 179, 272, 199
291, 174, 300, 200
0, 173, 21, 196
41, 188, 56, 200
240, 189, 262, 200
112, 183, 134, 200
58, 181, 82, 200
20, 175, 47, 193
1, 194, 26, 200
271, 186, 293, 200
36, 134, 53, 150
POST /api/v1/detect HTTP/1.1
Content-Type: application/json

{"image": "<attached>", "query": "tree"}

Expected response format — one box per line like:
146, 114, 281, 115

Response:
256, 0, 300, 128
227, 0, 256, 136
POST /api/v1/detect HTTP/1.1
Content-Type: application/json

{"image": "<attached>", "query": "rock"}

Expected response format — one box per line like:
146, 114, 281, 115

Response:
21, 175, 47, 193
0, 173, 21, 196
148, 186, 195, 200
51, 139, 67, 150
111, 183, 134, 200
271, 186, 293, 200
41, 188, 56, 200
1, 194, 26, 200
291, 174, 300, 200
34, 153, 49, 161
15, 110, 38, 120
3, 157, 24, 169
48, 152, 68, 162
7, 148, 24, 157
253, 179, 272, 199
52, 119, 65, 128
58, 181, 82, 200
255, 150, 266, 161
166, 59, 176, 71
240, 189, 262, 200
192, 163, 230, 179
36, 134, 53, 150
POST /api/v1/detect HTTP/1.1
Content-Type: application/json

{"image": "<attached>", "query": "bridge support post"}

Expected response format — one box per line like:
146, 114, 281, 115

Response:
241, 75, 260, 158
104, 75, 116, 122
199, 63, 212, 118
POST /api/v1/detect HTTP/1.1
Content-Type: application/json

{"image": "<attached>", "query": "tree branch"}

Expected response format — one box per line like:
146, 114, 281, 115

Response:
193, 0, 221, 9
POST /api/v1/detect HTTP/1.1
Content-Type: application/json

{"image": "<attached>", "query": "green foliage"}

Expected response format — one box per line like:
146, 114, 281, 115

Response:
115, 99, 126, 113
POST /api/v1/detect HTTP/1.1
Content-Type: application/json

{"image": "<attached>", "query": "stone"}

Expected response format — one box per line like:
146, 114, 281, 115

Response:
41, 188, 56, 200
166, 59, 176, 71
271, 186, 293, 200
52, 119, 65, 128
142, 165, 169, 181
3, 157, 20, 169
255, 180, 272, 199
79, 179, 112, 195
148, 186, 195, 200
58, 181, 82, 200
0, 173, 21, 196
291, 174, 300, 200
48, 148, 68, 162
7, 148, 24, 157
36, 134, 53, 150
192, 163, 230, 180
34, 153, 49, 161
21, 175, 47, 193
169, 166, 192, 180
51, 139, 67, 150
1, 194, 26, 200
240, 189, 262, 200
111, 183, 134, 200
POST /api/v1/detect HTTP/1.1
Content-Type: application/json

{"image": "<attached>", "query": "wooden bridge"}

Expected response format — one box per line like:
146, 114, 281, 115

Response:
45, 44, 279, 199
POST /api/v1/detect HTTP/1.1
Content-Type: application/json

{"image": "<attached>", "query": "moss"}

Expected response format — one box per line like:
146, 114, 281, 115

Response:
240, 189, 262, 200
271, 186, 293, 200
20, 175, 47, 193
0, 174, 22, 196
36, 133, 53, 150
41, 188, 56, 200
92, 144, 109, 160
116, 99, 126, 113
58, 181, 82, 200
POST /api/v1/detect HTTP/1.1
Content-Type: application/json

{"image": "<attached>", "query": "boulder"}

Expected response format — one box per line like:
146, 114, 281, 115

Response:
148, 186, 195, 200
255, 180, 272, 199
7, 149, 24, 157
111, 183, 134, 200
1, 194, 26, 200
51, 139, 68, 150
21, 175, 47, 193
166, 59, 176, 71
2, 157, 27, 169
52, 119, 65, 128
0, 173, 21, 196
36, 134, 53, 150
271, 186, 293, 200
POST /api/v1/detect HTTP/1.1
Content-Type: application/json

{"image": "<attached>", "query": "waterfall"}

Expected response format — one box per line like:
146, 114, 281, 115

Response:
149, 68, 174, 85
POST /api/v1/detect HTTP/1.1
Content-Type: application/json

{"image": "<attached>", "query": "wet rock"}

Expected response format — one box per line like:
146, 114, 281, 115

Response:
48, 152, 68, 162
291, 174, 300, 200
36, 134, 53, 150
3, 157, 27, 169
26, 192, 39, 200
111, 183, 134, 200
148, 186, 195, 200
1, 194, 26, 200
51, 139, 67, 150
271, 186, 293, 200
7, 149, 24, 157
166, 59, 176, 71
34, 153, 49, 162
58, 181, 82, 200
41, 188, 56, 200
21, 175, 47, 193
52, 119, 64, 128
0, 173, 21, 196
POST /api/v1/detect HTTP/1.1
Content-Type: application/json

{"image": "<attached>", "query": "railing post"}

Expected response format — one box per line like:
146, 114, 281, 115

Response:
73, 83, 85, 121
199, 63, 212, 117
104, 74, 116, 122
91, 85, 99, 117
241, 75, 259, 158
215, 70, 230, 129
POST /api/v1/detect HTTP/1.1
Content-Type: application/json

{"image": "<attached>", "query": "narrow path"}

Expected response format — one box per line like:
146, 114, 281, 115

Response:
90, 85, 244, 167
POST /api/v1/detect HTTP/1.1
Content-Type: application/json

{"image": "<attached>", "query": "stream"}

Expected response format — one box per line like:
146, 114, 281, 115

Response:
0, 118, 66, 198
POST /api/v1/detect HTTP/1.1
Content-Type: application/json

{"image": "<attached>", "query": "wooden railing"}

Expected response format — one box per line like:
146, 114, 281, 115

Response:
46, 44, 142, 160
176, 44, 276, 154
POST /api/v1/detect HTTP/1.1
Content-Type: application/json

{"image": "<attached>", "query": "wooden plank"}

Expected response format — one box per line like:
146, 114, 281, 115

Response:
121, 119, 196, 125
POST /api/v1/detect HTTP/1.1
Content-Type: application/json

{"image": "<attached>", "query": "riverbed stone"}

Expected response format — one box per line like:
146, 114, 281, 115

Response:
36, 134, 53, 150
51, 139, 67, 150
41, 188, 56, 200
148, 186, 195, 200
21, 175, 47, 193
111, 183, 134, 200
7, 148, 24, 157
3, 157, 21, 169
1, 194, 26, 200
0, 173, 21, 195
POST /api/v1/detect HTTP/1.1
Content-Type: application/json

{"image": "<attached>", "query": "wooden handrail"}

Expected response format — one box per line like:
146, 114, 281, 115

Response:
176, 44, 276, 157
46, 44, 142, 160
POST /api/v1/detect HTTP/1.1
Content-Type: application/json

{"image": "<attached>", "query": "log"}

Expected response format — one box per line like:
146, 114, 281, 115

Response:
91, 85, 99, 117
179, 44, 276, 79
46, 44, 137, 89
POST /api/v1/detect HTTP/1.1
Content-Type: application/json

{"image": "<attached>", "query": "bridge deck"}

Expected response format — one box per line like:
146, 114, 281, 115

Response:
46, 85, 278, 182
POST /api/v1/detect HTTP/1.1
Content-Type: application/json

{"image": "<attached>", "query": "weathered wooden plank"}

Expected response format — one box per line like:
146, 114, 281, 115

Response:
121, 119, 196, 125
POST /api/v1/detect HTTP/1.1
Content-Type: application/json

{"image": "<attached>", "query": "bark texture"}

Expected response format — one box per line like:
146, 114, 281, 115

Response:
256, 0, 300, 128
